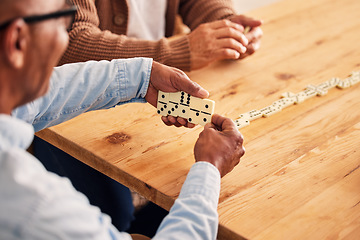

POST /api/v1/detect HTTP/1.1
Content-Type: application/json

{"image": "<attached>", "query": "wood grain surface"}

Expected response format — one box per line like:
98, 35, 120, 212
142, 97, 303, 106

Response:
37, 0, 360, 239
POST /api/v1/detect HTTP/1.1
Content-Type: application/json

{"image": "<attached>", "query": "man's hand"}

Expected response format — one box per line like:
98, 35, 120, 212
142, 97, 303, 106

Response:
229, 15, 263, 59
194, 114, 245, 177
145, 61, 209, 127
188, 19, 248, 70
188, 16, 263, 70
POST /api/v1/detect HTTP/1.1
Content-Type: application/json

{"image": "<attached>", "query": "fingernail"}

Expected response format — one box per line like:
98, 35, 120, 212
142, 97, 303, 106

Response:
170, 118, 177, 124
177, 117, 186, 125
237, 23, 244, 31
161, 116, 169, 123
241, 46, 247, 53
244, 38, 249, 46
199, 88, 209, 97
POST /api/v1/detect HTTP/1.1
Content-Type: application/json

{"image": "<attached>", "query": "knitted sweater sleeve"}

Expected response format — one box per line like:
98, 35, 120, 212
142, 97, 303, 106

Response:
178, 0, 236, 30
60, 0, 236, 71
60, 0, 191, 71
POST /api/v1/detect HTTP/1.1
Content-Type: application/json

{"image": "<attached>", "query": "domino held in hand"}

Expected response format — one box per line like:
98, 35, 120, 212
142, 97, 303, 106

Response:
157, 90, 215, 126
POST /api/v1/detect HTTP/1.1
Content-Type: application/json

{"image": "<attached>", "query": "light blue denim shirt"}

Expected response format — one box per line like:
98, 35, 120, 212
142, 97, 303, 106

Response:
1, 58, 221, 240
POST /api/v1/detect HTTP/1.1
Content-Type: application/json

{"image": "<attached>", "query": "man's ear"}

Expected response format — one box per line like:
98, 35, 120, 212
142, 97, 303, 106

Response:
2, 19, 28, 69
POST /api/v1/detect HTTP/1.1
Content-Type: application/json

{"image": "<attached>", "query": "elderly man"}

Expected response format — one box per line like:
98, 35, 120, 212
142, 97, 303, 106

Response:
34, 0, 262, 234
0, 0, 245, 239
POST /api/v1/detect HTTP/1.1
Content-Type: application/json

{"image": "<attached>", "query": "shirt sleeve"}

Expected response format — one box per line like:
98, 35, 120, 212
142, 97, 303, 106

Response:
12, 58, 152, 132
153, 161, 221, 240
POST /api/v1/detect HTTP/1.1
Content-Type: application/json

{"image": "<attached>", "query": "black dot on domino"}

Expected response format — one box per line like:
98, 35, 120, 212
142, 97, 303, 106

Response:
205, 104, 209, 108
157, 110, 160, 114
161, 94, 165, 99
188, 118, 192, 122
203, 118, 207, 122
171, 108, 175, 111
175, 105, 178, 109
182, 109, 186, 113
196, 112, 199, 116
168, 110, 171, 114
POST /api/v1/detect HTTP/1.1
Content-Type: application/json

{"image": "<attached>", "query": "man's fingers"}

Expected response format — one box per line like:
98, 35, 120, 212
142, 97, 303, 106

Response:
149, 62, 208, 99
211, 114, 238, 131
231, 15, 263, 28
214, 28, 249, 47
161, 115, 196, 128
210, 48, 240, 61
215, 38, 247, 54
209, 19, 244, 31
161, 116, 174, 126
211, 114, 227, 128
245, 27, 263, 42
243, 18, 263, 28
171, 71, 209, 99
177, 116, 195, 128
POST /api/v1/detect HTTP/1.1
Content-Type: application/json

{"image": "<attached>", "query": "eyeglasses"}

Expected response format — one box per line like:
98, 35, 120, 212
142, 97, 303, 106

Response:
0, 5, 78, 32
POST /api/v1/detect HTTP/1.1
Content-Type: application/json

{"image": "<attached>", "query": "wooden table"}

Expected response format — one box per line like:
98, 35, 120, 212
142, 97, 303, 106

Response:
37, 0, 360, 239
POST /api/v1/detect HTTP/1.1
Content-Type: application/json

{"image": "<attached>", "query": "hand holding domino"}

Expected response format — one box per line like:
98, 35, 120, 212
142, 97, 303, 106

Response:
144, 61, 209, 127
157, 91, 215, 126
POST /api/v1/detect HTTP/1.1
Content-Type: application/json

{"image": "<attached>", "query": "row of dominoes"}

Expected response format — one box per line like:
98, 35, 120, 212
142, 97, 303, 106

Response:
157, 91, 215, 126
234, 70, 360, 129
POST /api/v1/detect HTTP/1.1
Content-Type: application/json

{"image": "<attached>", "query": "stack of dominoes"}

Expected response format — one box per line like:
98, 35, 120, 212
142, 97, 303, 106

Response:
234, 70, 360, 129
157, 91, 215, 126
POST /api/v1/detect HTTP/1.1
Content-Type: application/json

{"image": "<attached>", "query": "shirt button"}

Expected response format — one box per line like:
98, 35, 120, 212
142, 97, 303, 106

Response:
113, 14, 125, 26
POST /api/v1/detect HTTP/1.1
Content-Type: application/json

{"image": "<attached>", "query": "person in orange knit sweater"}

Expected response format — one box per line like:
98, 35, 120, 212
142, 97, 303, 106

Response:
60, 0, 263, 71
34, 0, 262, 237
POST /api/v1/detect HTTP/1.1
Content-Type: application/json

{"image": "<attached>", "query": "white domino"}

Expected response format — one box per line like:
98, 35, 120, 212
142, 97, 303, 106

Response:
188, 98, 215, 126
328, 77, 341, 88
316, 82, 331, 91
168, 91, 183, 117
293, 93, 306, 104
281, 92, 302, 104
234, 118, 250, 129
306, 84, 328, 96
188, 108, 201, 125
349, 71, 360, 86
167, 101, 180, 117
281, 92, 296, 98
157, 91, 215, 126
157, 91, 169, 116
260, 105, 281, 117
272, 97, 295, 109
337, 79, 351, 89
158, 91, 170, 103
239, 109, 262, 121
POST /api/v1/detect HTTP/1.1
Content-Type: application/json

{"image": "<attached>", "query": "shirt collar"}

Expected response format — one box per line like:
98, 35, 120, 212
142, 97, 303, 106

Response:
0, 114, 34, 150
